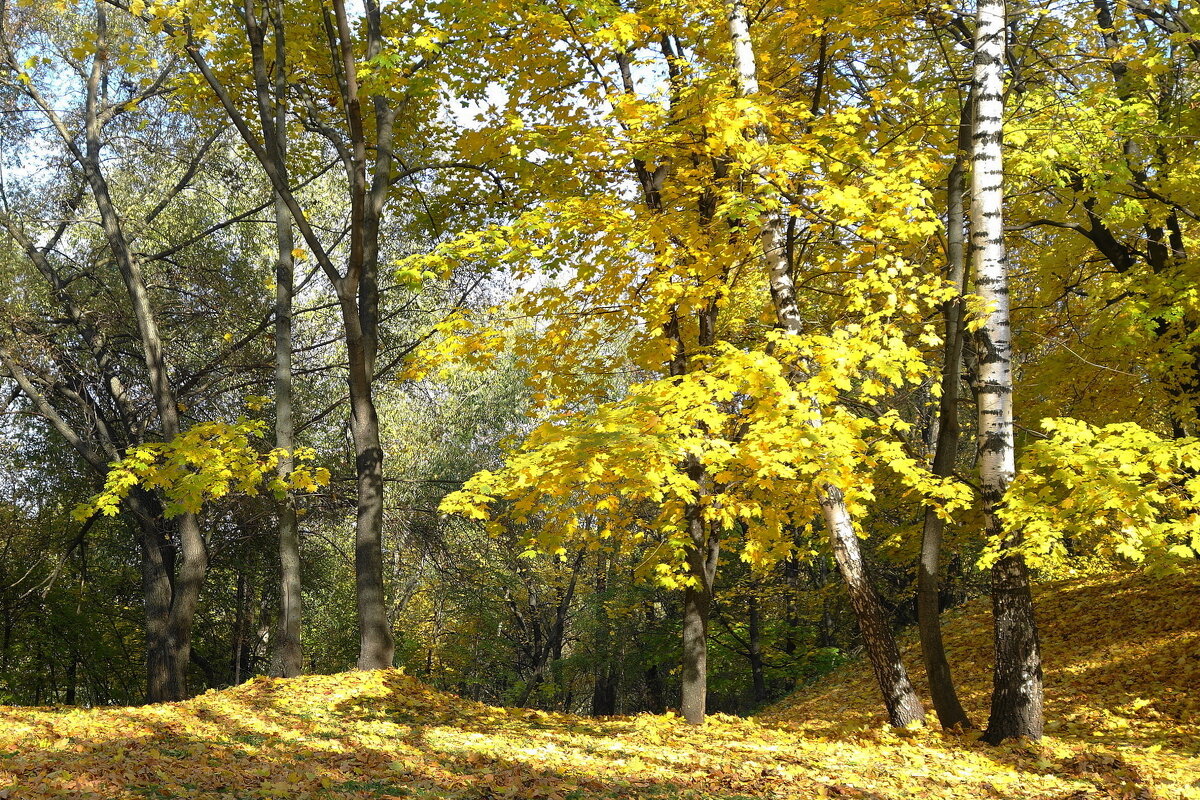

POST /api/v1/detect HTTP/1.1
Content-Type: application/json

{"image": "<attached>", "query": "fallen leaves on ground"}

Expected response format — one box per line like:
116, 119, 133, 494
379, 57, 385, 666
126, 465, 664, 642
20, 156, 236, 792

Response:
1, 569, 1196, 799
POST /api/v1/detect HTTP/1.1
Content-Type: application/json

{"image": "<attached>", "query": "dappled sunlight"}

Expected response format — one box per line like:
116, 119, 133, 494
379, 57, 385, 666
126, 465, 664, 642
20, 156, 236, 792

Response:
0, 571, 1197, 798
764, 569, 1200, 798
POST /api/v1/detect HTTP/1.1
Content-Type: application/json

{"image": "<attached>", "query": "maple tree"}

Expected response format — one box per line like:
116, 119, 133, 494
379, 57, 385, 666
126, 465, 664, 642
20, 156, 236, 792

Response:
0, 0, 1196, 781
0, 0, 239, 701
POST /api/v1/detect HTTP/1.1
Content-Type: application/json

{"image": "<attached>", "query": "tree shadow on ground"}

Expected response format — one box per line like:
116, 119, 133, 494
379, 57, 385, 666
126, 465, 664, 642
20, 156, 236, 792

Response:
756, 571, 1200, 800
1, 572, 1195, 800
0, 670, 881, 799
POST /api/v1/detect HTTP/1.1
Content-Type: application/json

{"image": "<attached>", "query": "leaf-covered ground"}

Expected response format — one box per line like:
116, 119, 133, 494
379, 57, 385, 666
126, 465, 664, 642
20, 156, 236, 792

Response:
2, 570, 1197, 799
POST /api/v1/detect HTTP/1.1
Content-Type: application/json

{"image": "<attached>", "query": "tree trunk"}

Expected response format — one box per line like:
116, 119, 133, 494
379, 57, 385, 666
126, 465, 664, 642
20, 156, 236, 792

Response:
644, 603, 667, 714
337, 0, 394, 672
132, 498, 187, 704
783, 550, 798, 662
824, 488, 926, 726
82, 7, 207, 702
65, 657, 77, 706
247, 2, 305, 681
348, 333, 394, 670
591, 551, 620, 715
747, 588, 767, 705
970, 0, 1044, 743
233, 571, 247, 684
188, 0, 398, 675
726, 0, 925, 728
917, 96, 974, 731
514, 550, 584, 707
680, 583, 710, 724
272, 197, 303, 677
680, 484, 719, 725
592, 664, 618, 716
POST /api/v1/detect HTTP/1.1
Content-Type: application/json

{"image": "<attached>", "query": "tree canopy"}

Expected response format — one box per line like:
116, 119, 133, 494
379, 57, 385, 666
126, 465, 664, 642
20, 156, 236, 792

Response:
0, 0, 1196, 779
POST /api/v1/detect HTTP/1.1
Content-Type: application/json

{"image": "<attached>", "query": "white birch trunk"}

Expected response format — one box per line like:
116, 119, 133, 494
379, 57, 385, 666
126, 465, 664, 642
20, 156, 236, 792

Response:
970, 0, 1044, 743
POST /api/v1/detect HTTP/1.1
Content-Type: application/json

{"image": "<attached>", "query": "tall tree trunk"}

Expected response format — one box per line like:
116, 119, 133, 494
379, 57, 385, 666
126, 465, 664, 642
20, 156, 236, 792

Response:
247, 0, 305, 680
188, 0, 398, 674
970, 0, 1044, 744
917, 96, 974, 731
334, 0, 395, 672
676, 304, 719, 725
82, 6, 206, 702
592, 666, 618, 716
273, 191, 303, 676
726, 0, 925, 728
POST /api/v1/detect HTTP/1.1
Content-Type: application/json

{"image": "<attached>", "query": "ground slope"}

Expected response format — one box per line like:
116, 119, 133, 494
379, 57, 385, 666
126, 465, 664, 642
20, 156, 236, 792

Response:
0, 569, 1196, 799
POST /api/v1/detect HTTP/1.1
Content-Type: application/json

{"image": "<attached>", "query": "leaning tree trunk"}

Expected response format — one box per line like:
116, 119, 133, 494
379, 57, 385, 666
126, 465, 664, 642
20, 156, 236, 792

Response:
822, 488, 925, 726
916, 96, 974, 731
970, 0, 1044, 744
79, 6, 207, 702
726, 0, 925, 727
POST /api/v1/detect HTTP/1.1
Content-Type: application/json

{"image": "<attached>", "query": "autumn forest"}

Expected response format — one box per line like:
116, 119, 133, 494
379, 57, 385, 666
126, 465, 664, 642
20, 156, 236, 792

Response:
0, 0, 1196, 797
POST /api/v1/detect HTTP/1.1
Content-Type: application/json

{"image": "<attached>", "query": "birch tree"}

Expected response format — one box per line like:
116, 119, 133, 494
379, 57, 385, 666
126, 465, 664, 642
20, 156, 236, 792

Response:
969, 0, 1044, 743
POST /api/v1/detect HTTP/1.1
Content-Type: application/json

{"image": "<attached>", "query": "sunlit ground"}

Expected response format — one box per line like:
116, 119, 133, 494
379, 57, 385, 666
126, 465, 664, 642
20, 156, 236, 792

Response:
1, 570, 1196, 799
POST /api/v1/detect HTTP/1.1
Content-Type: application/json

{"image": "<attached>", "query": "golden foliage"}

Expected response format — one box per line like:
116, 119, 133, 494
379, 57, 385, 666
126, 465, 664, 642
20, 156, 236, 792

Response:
74, 416, 329, 520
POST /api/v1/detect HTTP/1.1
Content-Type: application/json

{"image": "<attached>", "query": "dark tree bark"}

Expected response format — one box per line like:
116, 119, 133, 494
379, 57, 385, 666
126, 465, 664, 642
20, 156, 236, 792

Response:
824, 488, 925, 726
917, 95, 974, 731
590, 549, 620, 716
185, 0, 401, 671
747, 588, 767, 705
643, 603, 667, 714
592, 665, 619, 716
982, 553, 1043, 743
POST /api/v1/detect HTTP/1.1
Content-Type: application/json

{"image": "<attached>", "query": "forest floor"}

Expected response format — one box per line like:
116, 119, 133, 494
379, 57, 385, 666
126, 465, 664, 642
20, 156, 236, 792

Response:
0, 569, 1196, 800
